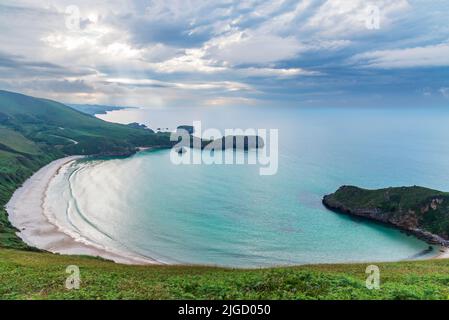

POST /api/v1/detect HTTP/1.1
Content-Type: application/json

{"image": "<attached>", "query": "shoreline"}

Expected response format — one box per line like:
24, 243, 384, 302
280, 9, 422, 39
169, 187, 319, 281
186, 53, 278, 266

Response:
5, 156, 160, 265
4, 155, 445, 266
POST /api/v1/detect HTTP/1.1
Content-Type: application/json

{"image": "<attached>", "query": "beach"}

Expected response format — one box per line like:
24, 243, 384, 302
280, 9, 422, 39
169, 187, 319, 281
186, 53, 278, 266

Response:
5, 156, 159, 265
4, 151, 445, 267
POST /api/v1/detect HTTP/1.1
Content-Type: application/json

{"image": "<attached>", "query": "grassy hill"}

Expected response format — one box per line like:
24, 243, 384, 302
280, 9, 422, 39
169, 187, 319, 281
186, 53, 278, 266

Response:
323, 186, 449, 245
0, 90, 172, 156
0, 90, 174, 249
0, 126, 41, 155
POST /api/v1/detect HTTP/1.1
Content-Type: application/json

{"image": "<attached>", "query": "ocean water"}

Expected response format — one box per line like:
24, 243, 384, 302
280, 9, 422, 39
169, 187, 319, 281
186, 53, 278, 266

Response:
46, 106, 449, 267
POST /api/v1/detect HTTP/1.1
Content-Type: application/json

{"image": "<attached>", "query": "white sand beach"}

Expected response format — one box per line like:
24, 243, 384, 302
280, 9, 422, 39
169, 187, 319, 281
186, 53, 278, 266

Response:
5, 156, 159, 265
5, 155, 445, 266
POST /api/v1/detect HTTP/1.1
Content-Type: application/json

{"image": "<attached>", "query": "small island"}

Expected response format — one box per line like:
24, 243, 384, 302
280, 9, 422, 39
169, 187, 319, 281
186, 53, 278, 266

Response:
323, 185, 449, 247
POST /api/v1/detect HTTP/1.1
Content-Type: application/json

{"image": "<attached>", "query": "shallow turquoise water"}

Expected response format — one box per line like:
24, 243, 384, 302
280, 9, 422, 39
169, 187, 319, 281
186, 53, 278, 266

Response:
48, 106, 449, 267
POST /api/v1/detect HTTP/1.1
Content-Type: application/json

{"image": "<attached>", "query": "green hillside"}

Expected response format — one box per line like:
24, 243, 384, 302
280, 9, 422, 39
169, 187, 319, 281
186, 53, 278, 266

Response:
0, 126, 41, 155
0, 90, 173, 249
0, 90, 172, 156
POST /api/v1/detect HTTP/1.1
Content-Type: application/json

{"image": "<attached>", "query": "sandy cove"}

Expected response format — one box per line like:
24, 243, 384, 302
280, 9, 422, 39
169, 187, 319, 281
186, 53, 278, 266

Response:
5, 156, 159, 265
4, 156, 446, 265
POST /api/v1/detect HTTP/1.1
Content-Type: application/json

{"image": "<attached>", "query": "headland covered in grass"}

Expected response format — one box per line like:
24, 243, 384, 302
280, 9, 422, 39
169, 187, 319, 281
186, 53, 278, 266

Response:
323, 186, 449, 255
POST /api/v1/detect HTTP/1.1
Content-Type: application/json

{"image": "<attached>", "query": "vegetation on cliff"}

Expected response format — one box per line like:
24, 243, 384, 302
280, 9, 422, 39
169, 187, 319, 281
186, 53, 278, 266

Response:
323, 185, 449, 245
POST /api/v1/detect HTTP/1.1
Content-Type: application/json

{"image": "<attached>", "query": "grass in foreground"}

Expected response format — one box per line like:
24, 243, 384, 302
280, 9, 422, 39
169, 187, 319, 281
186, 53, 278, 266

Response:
1, 248, 449, 300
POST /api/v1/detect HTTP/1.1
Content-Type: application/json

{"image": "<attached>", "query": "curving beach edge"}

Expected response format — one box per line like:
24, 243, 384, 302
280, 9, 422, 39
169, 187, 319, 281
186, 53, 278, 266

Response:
5, 156, 448, 266
5, 156, 160, 265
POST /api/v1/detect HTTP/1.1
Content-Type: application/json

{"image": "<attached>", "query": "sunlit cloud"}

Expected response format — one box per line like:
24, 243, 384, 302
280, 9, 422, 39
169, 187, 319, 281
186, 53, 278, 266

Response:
0, 0, 448, 107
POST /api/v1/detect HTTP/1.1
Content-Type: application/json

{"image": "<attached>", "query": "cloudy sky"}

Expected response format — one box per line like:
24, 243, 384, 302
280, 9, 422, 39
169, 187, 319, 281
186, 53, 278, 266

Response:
0, 0, 448, 108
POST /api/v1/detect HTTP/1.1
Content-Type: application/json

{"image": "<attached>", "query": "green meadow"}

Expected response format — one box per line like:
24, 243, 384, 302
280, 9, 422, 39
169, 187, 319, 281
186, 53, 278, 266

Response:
2, 248, 449, 300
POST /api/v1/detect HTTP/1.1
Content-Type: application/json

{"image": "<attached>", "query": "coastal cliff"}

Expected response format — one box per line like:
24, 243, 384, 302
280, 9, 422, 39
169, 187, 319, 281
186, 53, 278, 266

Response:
323, 186, 449, 246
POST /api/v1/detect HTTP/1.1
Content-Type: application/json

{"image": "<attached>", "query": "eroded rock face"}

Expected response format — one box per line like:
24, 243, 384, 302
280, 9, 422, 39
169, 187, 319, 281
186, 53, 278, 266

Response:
322, 186, 449, 246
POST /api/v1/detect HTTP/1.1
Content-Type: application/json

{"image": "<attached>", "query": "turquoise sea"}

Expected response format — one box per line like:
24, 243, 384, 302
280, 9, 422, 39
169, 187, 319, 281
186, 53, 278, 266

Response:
46, 106, 449, 267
